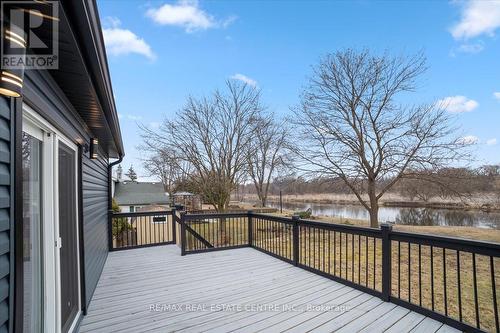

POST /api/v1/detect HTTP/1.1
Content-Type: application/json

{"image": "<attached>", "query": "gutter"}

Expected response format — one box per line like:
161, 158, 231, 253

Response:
108, 155, 123, 250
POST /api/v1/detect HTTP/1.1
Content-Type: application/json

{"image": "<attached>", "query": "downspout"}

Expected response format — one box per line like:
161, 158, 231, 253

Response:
108, 155, 123, 251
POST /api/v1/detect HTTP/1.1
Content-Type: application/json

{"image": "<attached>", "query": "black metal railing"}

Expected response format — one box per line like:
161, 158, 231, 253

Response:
178, 211, 500, 333
181, 212, 249, 255
389, 231, 500, 333
252, 214, 294, 263
295, 219, 385, 298
109, 210, 176, 250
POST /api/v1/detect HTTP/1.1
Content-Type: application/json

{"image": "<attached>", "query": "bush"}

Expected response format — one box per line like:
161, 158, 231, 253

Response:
297, 208, 312, 219
111, 199, 132, 239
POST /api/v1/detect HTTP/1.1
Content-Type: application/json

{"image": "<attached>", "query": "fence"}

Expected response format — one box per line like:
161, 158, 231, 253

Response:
181, 212, 249, 254
109, 210, 176, 250
179, 211, 500, 333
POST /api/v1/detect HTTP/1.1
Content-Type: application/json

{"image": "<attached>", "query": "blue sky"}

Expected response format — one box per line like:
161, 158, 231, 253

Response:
97, 0, 500, 180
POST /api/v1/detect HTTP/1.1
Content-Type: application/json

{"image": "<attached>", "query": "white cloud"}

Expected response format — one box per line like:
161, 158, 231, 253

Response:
103, 17, 156, 60
450, 0, 500, 40
230, 73, 257, 87
457, 135, 479, 145
149, 121, 161, 129
104, 16, 121, 28
457, 42, 484, 54
222, 15, 238, 28
486, 138, 498, 146
437, 95, 479, 113
146, 0, 236, 33
126, 114, 143, 121
494, 92, 500, 100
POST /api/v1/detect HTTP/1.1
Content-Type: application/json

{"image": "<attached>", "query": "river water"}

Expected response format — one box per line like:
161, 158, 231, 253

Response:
249, 201, 500, 229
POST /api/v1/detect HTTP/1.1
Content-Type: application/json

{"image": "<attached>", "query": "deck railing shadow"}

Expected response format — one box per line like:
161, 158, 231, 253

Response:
178, 210, 499, 333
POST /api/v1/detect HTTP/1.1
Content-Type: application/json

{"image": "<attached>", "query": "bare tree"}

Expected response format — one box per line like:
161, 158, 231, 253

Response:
142, 150, 182, 198
293, 49, 467, 227
395, 167, 476, 203
247, 115, 290, 207
141, 80, 264, 212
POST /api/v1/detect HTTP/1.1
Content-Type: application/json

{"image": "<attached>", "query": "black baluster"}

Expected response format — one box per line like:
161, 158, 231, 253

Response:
398, 241, 401, 299
473, 253, 480, 329
431, 246, 434, 311
443, 248, 447, 316
490, 256, 499, 333
419, 244, 422, 307
408, 243, 411, 303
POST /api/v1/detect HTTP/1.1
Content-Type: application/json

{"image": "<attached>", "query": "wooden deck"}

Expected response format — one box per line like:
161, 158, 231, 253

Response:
78, 246, 460, 333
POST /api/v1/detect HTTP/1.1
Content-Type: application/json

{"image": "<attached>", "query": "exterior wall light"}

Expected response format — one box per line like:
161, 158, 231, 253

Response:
0, 25, 26, 98
90, 138, 99, 159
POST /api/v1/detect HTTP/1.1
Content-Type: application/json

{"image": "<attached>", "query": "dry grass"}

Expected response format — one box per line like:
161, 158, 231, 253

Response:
253, 225, 500, 332
185, 213, 500, 332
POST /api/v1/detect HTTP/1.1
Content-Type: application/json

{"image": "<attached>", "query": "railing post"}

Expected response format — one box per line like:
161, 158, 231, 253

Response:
108, 209, 114, 251
180, 211, 186, 256
292, 215, 300, 266
171, 208, 177, 244
381, 223, 393, 302
174, 205, 184, 247
248, 211, 253, 247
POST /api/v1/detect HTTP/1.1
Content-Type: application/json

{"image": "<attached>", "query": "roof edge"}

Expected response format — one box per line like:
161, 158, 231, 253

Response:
60, 0, 124, 158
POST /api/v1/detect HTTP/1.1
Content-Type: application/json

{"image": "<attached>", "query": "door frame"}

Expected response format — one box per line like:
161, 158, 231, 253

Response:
54, 133, 81, 333
22, 103, 82, 333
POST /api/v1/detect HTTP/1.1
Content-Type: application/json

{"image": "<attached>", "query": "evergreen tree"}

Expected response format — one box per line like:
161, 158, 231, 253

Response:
125, 165, 138, 182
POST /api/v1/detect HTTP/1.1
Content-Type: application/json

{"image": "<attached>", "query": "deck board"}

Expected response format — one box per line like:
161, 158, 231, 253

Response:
78, 246, 460, 333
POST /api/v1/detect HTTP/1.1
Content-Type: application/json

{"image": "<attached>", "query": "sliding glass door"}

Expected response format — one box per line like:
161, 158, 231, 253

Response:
22, 131, 44, 333
22, 105, 81, 333
58, 141, 79, 333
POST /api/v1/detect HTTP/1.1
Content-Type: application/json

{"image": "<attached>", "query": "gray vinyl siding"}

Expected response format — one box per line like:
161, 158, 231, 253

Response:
23, 70, 110, 312
0, 97, 12, 332
82, 149, 109, 306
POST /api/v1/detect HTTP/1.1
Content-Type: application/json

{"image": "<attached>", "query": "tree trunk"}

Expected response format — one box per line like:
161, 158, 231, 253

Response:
368, 180, 379, 228
218, 196, 230, 244
257, 189, 265, 207
369, 204, 379, 228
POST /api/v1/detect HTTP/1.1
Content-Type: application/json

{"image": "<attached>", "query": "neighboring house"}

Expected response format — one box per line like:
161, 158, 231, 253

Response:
1, 1, 124, 332
114, 182, 169, 212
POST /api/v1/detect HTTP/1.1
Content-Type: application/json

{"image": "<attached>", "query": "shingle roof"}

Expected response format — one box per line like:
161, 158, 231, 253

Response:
114, 182, 169, 205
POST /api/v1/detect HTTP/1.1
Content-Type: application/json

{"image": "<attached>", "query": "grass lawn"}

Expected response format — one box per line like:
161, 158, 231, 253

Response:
186, 213, 500, 332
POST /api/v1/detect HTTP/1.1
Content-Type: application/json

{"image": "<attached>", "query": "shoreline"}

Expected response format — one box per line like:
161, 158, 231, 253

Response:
232, 202, 500, 242
245, 196, 500, 212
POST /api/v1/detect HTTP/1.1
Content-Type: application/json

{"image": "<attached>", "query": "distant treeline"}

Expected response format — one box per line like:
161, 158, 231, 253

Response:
237, 165, 500, 201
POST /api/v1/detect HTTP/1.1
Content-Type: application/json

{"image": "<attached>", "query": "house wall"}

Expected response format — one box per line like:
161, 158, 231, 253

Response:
81, 148, 109, 306
22, 70, 110, 311
118, 205, 143, 213
117, 205, 170, 213
119, 205, 131, 212
0, 96, 15, 332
